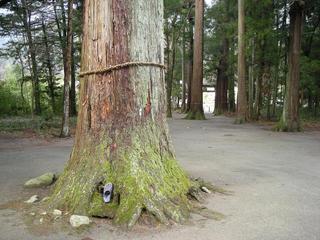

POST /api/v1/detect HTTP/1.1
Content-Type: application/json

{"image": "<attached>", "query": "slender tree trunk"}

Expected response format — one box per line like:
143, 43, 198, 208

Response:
60, 0, 73, 137
236, 0, 248, 123
228, 40, 236, 112
181, 30, 187, 112
21, 0, 41, 115
278, 1, 304, 131
280, 0, 289, 108
272, 8, 283, 118
70, 39, 77, 116
248, 38, 255, 120
25, 38, 35, 119
228, 76, 236, 112
315, 95, 319, 117
186, 15, 194, 113
215, 68, 221, 114
264, 65, 272, 120
16, 48, 26, 104
55, 0, 75, 117
50, 0, 194, 228
187, 0, 205, 120
166, 28, 177, 118
215, 38, 229, 115
254, 40, 266, 121
41, 18, 56, 113
54, 0, 67, 70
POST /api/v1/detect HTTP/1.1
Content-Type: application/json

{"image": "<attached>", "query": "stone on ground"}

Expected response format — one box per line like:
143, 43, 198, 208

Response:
24, 172, 55, 188
53, 209, 62, 216
69, 215, 90, 228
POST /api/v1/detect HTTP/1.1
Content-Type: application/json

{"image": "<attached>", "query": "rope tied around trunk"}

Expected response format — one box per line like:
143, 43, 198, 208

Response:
79, 61, 166, 78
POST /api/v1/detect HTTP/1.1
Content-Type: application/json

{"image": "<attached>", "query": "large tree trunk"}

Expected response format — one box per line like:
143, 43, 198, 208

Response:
60, 0, 73, 137
236, 0, 248, 123
50, 0, 192, 228
186, 0, 205, 120
278, 1, 304, 131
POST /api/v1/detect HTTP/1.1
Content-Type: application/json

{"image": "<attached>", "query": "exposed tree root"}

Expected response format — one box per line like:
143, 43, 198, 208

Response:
191, 177, 232, 195
276, 117, 301, 132
234, 117, 246, 124
191, 205, 225, 221
185, 110, 206, 120
47, 124, 225, 229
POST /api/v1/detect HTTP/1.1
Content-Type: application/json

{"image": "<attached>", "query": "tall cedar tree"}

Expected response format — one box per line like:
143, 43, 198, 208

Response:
279, 0, 305, 131
49, 0, 196, 228
186, 0, 205, 120
60, 0, 74, 137
236, 0, 248, 123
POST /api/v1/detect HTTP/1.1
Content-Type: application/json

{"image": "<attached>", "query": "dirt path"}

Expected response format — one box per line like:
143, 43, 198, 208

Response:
1, 114, 320, 240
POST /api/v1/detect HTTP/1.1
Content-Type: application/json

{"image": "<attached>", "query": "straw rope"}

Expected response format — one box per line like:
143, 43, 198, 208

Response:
79, 61, 166, 78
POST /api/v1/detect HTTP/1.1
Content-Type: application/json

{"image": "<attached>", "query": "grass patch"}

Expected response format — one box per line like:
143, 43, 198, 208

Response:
0, 116, 77, 137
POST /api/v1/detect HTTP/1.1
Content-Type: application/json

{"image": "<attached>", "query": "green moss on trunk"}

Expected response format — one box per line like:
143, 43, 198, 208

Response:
49, 122, 193, 228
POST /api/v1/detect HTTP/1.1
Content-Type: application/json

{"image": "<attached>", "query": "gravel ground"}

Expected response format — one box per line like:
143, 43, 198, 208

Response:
0, 114, 320, 240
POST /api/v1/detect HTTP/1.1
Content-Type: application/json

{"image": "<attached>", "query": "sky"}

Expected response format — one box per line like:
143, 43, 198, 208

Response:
205, 0, 215, 6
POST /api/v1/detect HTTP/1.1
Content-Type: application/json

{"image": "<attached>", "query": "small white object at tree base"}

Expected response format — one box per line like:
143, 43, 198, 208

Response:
24, 195, 39, 204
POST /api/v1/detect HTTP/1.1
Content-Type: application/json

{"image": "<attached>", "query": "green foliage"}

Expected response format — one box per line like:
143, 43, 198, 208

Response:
0, 65, 30, 116
0, 0, 318, 124
301, 56, 320, 96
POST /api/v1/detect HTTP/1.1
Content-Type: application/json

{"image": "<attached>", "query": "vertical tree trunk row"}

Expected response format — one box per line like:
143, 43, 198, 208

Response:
236, 0, 248, 123
279, 1, 304, 131
187, 0, 205, 120
21, 0, 41, 115
60, 0, 74, 137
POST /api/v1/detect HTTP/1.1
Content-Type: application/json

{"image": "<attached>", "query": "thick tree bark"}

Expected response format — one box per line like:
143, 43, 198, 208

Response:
60, 0, 73, 137
236, 0, 248, 123
278, 1, 304, 131
187, 0, 205, 120
50, 0, 192, 228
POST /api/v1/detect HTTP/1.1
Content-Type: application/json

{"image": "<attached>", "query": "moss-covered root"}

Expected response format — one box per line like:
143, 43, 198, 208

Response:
234, 116, 246, 124
276, 117, 301, 132
114, 198, 190, 228
185, 110, 206, 120
48, 123, 221, 229
191, 205, 225, 221
188, 178, 231, 203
